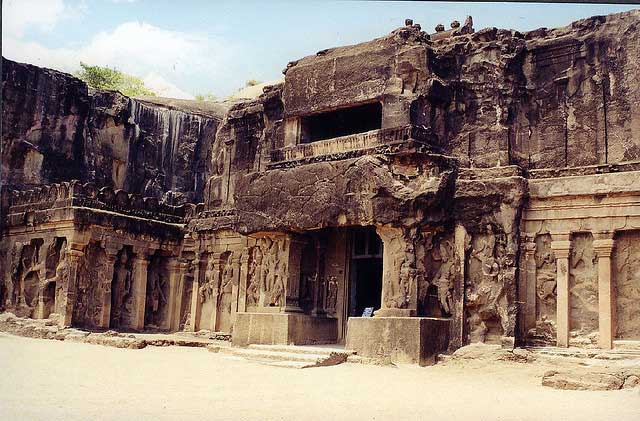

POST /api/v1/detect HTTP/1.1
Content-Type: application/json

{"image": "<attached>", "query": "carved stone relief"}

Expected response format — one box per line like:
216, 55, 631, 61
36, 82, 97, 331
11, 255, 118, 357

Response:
197, 254, 217, 331
465, 225, 508, 344
419, 231, 457, 317
110, 249, 132, 329
145, 255, 169, 329
179, 260, 194, 331
325, 275, 338, 315
74, 242, 106, 327
614, 230, 640, 339
569, 233, 598, 337
525, 233, 557, 344
377, 226, 414, 311
535, 234, 556, 322
5, 239, 46, 317
216, 251, 235, 332
245, 236, 288, 308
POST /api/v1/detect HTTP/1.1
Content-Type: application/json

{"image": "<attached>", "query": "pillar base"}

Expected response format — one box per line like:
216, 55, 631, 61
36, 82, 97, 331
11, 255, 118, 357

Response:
232, 312, 337, 346
346, 317, 450, 366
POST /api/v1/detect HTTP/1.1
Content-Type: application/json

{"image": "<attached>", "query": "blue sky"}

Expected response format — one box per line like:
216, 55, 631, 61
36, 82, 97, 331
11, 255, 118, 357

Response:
3, 1, 638, 99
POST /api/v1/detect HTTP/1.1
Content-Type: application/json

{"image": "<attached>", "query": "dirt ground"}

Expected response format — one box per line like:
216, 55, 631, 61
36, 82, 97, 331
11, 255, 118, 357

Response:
1, 332, 639, 421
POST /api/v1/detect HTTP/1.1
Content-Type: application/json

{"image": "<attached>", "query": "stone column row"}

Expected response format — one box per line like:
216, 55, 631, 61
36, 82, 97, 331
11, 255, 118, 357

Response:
541, 232, 616, 349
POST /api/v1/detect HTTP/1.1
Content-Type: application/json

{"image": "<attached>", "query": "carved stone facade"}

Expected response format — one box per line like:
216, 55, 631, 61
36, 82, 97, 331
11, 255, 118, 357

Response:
2, 11, 640, 363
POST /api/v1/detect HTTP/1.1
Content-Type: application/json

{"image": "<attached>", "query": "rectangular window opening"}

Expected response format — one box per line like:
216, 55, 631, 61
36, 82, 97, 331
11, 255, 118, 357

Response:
300, 102, 382, 144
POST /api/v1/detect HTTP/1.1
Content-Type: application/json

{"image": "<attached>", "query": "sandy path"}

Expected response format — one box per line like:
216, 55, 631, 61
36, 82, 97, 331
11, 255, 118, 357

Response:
1, 333, 639, 421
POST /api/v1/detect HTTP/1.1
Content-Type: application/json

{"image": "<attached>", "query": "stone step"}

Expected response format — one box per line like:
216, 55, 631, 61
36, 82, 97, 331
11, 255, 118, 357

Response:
246, 344, 356, 356
223, 348, 330, 362
220, 345, 352, 368
527, 346, 640, 360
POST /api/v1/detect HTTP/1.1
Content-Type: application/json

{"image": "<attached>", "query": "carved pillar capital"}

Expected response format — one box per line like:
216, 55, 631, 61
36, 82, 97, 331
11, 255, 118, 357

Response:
550, 240, 572, 259
523, 235, 537, 257
593, 238, 615, 258
132, 246, 153, 261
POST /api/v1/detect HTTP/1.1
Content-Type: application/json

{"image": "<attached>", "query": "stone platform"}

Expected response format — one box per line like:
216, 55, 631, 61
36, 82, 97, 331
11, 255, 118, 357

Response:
232, 312, 338, 346
346, 316, 450, 366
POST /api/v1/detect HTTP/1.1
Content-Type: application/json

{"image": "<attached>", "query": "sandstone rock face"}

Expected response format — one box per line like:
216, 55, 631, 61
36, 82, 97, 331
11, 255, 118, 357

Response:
2, 59, 225, 203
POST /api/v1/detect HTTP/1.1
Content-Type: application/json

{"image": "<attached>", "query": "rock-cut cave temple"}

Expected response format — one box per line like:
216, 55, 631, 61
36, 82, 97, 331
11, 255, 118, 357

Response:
2, 11, 640, 364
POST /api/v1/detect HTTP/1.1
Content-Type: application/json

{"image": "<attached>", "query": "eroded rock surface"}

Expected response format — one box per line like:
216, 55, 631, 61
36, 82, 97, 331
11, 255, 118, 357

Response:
2, 59, 226, 203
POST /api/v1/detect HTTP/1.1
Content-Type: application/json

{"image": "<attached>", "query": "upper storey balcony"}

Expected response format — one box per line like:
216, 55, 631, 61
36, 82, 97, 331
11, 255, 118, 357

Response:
269, 122, 434, 169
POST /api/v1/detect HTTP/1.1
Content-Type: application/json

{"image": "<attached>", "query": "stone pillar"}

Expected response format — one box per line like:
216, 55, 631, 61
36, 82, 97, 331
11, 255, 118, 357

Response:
61, 243, 85, 327
283, 235, 305, 313
375, 225, 417, 317
187, 255, 201, 332
97, 247, 119, 329
129, 249, 150, 331
593, 233, 615, 350
523, 234, 538, 334
452, 224, 469, 348
551, 235, 571, 348
230, 254, 242, 321
165, 258, 182, 331
237, 252, 250, 313
209, 252, 223, 330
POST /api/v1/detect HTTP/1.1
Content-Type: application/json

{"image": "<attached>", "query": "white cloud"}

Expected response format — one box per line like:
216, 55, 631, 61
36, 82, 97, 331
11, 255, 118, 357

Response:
2, 18, 233, 99
2, 0, 86, 38
143, 73, 193, 99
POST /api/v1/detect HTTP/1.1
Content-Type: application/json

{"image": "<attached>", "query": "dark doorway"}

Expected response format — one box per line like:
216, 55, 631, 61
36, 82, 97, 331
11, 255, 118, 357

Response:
300, 102, 382, 143
348, 227, 383, 317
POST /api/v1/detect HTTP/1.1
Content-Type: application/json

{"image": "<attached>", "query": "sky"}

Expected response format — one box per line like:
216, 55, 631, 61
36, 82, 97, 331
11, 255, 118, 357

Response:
3, 0, 638, 99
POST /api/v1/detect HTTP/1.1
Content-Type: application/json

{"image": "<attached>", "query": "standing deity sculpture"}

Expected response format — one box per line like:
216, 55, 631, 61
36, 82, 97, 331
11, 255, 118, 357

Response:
432, 239, 457, 315
245, 248, 260, 306
199, 258, 217, 303
146, 267, 167, 326
110, 251, 132, 327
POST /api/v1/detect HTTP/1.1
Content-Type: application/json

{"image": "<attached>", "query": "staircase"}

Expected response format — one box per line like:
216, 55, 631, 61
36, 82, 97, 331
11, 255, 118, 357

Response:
217, 344, 357, 369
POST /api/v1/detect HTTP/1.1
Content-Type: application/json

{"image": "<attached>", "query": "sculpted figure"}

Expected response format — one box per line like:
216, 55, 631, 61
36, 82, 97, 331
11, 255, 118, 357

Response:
147, 268, 167, 325
326, 276, 338, 312
246, 249, 260, 306
111, 251, 131, 327
199, 258, 216, 303
472, 226, 499, 279
270, 272, 285, 307
432, 240, 456, 315
535, 235, 557, 316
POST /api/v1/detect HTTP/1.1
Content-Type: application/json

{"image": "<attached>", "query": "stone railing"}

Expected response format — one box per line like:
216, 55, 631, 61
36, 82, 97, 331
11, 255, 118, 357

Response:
7, 181, 194, 224
269, 125, 434, 166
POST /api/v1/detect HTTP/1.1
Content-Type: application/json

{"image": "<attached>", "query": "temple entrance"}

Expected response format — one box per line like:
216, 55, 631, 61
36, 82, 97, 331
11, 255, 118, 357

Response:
347, 227, 383, 318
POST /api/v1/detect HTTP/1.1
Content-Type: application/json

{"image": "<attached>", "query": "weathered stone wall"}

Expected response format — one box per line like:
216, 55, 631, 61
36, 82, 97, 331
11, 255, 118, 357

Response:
614, 230, 640, 340
2, 59, 225, 203
411, 11, 640, 168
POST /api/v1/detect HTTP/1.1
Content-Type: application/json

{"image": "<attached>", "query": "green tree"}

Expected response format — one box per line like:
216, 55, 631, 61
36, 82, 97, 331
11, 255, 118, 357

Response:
75, 62, 157, 97
195, 92, 217, 101
244, 79, 262, 87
